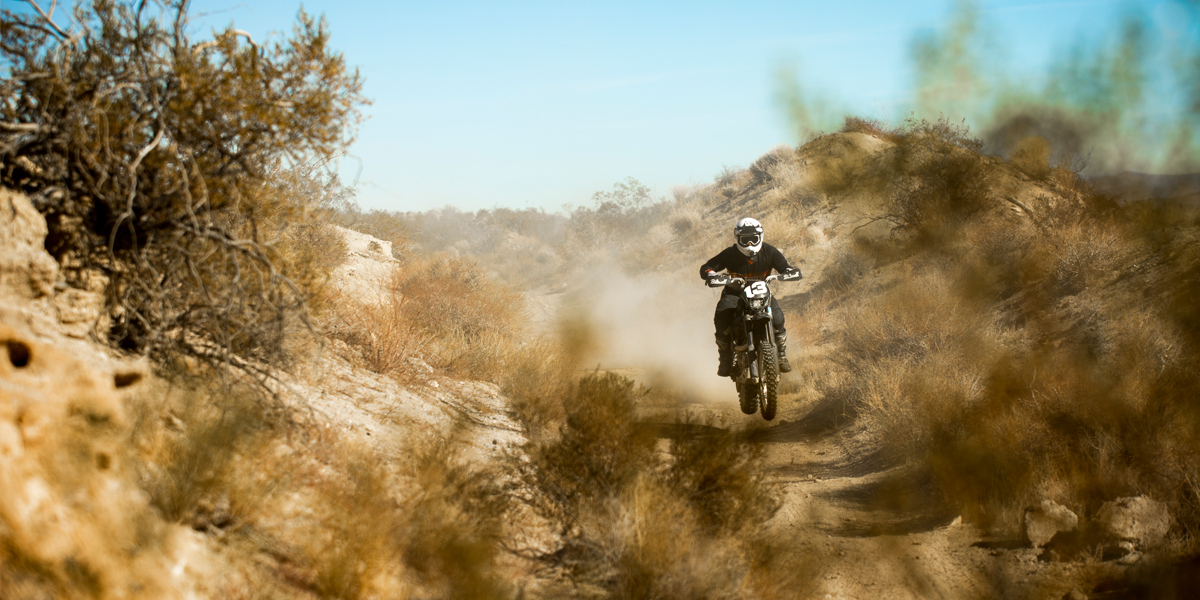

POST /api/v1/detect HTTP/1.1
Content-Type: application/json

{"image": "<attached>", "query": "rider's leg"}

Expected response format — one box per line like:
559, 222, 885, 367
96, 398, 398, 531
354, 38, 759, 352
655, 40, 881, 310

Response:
770, 298, 792, 373
714, 295, 738, 377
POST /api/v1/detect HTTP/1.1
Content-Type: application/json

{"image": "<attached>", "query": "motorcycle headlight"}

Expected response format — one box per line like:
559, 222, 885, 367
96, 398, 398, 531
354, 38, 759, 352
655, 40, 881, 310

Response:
749, 298, 766, 310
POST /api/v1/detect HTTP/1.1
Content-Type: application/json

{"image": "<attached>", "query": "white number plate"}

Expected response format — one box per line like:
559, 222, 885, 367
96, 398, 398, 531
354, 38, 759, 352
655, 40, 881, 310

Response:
745, 281, 768, 297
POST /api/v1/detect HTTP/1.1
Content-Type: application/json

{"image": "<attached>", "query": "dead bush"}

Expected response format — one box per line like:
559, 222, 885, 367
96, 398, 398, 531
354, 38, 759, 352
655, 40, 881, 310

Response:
1010, 135, 1052, 180
324, 290, 434, 380
841, 116, 902, 142
520, 373, 657, 528
665, 421, 781, 535
815, 134, 1200, 539
389, 254, 523, 380
885, 117, 996, 239
1, 1, 366, 367
126, 371, 277, 526
509, 372, 797, 596
748, 144, 794, 187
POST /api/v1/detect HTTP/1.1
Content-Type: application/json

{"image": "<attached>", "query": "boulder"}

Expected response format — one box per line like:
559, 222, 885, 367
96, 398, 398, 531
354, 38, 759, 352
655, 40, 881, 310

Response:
1024, 500, 1078, 548
1095, 496, 1170, 547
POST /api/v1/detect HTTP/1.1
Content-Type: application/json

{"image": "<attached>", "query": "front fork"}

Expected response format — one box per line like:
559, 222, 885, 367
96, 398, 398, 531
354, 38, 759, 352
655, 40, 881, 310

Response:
736, 316, 776, 382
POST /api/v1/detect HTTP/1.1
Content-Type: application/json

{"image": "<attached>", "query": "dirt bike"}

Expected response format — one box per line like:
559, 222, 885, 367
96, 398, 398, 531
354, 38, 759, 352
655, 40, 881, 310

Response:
707, 270, 800, 421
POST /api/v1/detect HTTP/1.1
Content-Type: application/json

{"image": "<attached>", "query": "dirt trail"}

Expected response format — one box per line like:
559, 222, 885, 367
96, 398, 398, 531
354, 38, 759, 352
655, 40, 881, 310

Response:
636, 384, 1117, 599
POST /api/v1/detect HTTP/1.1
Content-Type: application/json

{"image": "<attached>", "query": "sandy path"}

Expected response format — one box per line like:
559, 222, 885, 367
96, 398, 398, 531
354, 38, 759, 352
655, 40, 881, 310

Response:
635, 387, 1122, 599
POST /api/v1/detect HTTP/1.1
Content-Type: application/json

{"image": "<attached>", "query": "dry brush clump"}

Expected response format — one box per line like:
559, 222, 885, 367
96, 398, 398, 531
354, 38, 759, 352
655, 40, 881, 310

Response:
815, 119, 1200, 540
122, 364, 514, 599
1, 0, 366, 368
324, 251, 527, 383
509, 372, 798, 598
840, 116, 904, 143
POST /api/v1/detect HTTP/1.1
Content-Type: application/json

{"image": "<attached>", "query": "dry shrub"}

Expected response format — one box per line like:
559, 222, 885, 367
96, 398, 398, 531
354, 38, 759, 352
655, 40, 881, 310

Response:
395, 441, 509, 599
512, 373, 790, 596
127, 375, 276, 525
1, 1, 366, 367
126, 367, 511, 599
325, 253, 524, 383
817, 245, 874, 297
758, 213, 813, 253
521, 373, 657, 529
1010, 135, 1053, 180
885, 117, 996, 239
500, 338, 575, 441
602, 474, 749, 600
748, 144, 794, 187
841, 116, 902, 142
664, 421, 780, 535
325, 289, 433, 380
819, 139, 1200, 539
389, 253, 523, 380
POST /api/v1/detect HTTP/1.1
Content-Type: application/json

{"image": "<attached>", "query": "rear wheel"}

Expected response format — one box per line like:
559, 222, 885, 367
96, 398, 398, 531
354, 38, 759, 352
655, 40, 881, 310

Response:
737, 382, 757, 414
760, 343, 779, 421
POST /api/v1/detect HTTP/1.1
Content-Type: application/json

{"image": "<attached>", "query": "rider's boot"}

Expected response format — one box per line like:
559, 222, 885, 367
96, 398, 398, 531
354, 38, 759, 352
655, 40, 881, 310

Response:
716, 337, 732, 377
776, 330, 793, 373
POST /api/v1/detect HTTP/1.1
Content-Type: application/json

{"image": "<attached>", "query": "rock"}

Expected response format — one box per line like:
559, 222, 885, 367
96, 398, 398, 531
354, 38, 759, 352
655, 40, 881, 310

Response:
1095, 496, 1170, 547
0, 188, 59, 300
0, 323, 163, 593
1117, 550, 1143, 565
53, 286, 107, 338
1102, 540, 1136, 562
1024, 500, 1079, 548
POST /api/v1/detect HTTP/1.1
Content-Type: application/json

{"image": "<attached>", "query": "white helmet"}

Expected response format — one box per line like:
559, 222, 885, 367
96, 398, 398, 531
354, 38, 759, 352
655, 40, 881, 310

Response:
734, 217, 763, 257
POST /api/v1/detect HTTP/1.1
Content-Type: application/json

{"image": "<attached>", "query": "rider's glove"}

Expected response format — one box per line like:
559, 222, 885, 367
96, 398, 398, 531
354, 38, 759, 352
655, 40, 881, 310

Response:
782, 267, 802, 281
706, 273, 730, 287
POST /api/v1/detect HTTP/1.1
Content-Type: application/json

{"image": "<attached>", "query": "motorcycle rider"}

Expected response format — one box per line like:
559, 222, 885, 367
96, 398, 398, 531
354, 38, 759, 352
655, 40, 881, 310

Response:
700, 217, 801, 377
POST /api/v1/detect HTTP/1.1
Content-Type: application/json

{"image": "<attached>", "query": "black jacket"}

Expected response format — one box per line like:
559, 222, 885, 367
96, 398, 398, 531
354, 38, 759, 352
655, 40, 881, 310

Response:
700, 243, 797, 295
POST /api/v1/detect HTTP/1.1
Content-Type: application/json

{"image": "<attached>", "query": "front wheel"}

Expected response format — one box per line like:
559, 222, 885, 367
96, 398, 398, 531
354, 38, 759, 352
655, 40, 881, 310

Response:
737, 382, 758, 415
760, 343, 779, 421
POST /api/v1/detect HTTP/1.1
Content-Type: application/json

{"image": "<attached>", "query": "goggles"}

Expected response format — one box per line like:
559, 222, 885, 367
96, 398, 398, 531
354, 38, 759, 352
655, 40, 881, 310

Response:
737, 233, 761, 247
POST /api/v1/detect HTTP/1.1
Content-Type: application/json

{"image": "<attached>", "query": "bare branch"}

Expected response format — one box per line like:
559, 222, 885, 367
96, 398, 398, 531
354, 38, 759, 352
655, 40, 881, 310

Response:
109, 126, 166, 251
0, 122, 43, 132
21, 0, 73, 40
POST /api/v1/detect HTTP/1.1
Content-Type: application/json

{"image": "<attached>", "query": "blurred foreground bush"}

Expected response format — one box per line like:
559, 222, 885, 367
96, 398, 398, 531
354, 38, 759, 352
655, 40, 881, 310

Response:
818, 115, 1200, 541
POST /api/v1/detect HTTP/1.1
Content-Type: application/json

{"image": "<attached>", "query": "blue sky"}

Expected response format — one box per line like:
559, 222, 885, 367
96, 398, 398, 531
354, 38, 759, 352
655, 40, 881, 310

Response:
14, 0, 1174, 212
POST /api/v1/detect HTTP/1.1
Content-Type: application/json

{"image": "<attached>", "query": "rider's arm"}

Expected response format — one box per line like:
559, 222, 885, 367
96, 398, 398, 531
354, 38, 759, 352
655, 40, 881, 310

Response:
768, 245, 802, 278
699, 250, 729, 282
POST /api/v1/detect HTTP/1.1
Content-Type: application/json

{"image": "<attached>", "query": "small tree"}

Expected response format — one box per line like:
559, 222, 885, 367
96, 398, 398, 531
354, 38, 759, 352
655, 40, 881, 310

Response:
1, 0, 367, 367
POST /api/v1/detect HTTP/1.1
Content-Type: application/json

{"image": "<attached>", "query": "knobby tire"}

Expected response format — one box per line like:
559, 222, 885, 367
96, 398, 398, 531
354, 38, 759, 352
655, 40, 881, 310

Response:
738, 379, 758, 415
760, 343, 778, 421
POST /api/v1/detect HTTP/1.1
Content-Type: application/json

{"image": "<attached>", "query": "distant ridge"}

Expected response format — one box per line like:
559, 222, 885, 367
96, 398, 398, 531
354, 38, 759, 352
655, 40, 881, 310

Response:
1089, 171, 1200, 204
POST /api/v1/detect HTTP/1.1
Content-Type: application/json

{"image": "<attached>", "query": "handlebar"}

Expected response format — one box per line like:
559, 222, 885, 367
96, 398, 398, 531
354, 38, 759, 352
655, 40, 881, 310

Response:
706, 270, 801, 288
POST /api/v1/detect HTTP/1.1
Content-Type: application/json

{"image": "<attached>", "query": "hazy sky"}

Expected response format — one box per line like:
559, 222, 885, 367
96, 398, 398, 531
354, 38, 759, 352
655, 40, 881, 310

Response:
19, 0, 1172, 212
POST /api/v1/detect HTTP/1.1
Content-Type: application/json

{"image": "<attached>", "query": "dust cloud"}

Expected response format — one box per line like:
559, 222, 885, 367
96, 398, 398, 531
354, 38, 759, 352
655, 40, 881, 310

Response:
560, 260, 734, 404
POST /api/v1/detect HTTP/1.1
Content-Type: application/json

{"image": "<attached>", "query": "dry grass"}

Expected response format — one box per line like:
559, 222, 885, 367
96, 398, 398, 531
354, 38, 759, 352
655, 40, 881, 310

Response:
748, 144, 795, 187
324, 252, 526, 384
121, 365, 514, 599
508, 372, 799, 597
1010, 135, 1053, 180
841, 116, 903, 142
324, 288, 434, 380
